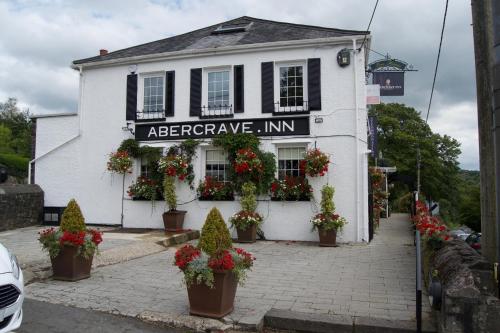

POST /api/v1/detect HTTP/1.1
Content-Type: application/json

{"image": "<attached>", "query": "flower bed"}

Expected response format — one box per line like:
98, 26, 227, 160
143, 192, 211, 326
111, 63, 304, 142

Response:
197, 176, 234, 201
270, 177, 313, 201
412, 201, 450, 250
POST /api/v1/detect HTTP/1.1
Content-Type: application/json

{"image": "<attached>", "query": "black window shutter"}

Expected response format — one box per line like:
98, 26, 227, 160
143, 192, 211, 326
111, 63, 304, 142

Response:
234, 65, 244, 113
190, 68, 202, 117
126, 74, 137, 120
165, 71, 175, 117
261, 62, 274, 113
307, 58, 321, 111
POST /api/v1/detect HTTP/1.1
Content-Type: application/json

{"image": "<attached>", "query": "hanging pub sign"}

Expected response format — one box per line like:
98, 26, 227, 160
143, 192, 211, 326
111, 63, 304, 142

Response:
135, 116, 310, 141
373, 71, 404, 96
368, 116, 378, 158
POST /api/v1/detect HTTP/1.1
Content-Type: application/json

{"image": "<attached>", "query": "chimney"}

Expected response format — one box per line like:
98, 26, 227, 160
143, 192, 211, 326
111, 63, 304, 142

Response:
99, 49, 108, 56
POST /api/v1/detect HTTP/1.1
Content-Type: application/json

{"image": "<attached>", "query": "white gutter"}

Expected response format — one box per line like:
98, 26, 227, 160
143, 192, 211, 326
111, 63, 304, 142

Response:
71, 35, 370, 70
352, 38, 361, 242
28, 65, 84, 184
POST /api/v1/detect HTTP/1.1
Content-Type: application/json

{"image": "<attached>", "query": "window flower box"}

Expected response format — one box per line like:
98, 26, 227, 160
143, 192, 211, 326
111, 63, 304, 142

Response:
270, 177, 313, 201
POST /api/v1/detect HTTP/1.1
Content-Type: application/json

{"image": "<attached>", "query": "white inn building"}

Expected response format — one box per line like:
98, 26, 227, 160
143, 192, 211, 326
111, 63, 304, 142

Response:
31, 16, 371, 243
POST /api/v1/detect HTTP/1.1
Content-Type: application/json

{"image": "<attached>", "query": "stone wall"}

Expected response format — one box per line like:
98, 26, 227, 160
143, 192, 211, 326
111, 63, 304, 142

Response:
429, 240, 500, 332
0, 184, 43, 231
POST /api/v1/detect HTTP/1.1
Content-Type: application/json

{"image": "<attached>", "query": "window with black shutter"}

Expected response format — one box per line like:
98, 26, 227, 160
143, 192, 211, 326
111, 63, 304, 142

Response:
126, 74, 137, 121
261, 62, 274, 113
190, 68, 202, 117
307, 58, 321, 111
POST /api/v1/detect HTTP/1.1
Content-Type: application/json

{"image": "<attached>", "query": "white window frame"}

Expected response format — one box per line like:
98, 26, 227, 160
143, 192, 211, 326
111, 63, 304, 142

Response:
275, 145, 308, 180
274, 61, 308, 112
202, 66, 233, 111
203, 148, 230, 183
138, 72, 165, 114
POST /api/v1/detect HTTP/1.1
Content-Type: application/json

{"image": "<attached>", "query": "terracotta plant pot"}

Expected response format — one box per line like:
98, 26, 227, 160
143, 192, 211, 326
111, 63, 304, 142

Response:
187, 270, 238, 318
236, 224, 257, 243
50, 245, 93, 281
318, 228, 338, 247
162, 210, 186, 231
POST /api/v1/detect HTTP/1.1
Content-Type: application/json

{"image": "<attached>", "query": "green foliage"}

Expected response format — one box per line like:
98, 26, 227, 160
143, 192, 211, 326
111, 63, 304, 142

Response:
60, 199, 86, 232
163, 176, 177, 211
320, 185, 335, 215
241, 182, 257, 212
0, 153, 28, 178
0, 125, 13, 154
0, 98, 32, 158
371, 103, 461, 202
198, 207, 232, 257
213, 133, 276, 194
166, 139, 199, 188
118, 139, 140, 157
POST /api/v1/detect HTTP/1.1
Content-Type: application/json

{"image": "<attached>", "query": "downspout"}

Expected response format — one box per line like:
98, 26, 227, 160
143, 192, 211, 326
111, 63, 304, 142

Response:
352, 38, 361, 242
28, 65, 84, 184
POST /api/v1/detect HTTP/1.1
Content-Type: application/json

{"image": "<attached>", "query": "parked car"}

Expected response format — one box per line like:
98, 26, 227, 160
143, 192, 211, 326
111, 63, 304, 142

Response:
0, 243, 23, 332
465, 232, 482, 253
450, 229, 470, 241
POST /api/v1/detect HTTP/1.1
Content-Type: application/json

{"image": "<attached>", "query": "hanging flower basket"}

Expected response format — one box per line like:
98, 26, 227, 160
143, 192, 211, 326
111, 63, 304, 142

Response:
300, 148, 329, 177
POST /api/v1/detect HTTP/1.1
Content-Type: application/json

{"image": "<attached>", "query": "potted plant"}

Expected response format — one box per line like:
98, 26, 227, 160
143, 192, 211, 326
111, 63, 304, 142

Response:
107, 150, 133, 227
197, 176, 234, 201
310, 185, 347, 247
230, 182, 263, 243
158, 154, 190, 231
300, 148, 330, 177
38, 199, 103, 281
174, 207, 255, 318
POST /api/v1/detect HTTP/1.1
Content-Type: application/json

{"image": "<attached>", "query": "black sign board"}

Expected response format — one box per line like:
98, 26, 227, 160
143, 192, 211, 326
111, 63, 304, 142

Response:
373, 72, 404, 96
135, 116, 310, 141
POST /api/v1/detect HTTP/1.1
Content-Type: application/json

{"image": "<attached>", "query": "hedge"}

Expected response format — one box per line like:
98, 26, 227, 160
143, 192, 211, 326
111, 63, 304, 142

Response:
0, 153, 29, 179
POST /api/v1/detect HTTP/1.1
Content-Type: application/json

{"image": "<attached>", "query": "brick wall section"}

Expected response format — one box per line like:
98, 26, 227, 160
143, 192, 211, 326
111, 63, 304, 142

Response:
429, 240, 500, 332
30, 118, 36, 184
0, 184, 43, 231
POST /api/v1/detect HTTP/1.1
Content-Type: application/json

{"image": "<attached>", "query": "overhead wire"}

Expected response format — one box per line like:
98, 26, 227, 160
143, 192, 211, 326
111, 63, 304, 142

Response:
358, 0, 380, 52
425, 0, 449, 123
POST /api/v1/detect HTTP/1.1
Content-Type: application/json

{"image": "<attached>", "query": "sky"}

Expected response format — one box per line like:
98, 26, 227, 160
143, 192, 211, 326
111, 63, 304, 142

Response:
0, 0, 478, 170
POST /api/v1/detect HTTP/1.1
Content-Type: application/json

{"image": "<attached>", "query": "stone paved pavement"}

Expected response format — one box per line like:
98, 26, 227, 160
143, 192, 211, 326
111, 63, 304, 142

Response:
25, 213, 432, 331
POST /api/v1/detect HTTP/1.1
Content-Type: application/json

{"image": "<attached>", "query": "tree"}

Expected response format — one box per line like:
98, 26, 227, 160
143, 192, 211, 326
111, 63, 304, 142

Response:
0, 98, 32, 157
370, 103, 462, 215
0, 125, 13, 154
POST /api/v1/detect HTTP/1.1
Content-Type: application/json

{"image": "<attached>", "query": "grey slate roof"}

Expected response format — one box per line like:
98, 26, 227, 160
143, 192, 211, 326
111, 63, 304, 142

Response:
73, 16, 368, 65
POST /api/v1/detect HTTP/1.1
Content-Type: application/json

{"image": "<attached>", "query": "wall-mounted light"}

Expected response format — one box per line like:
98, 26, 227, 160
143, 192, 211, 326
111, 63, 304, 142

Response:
122, 121, 135, 135
337, 49, 350, 67
314, 117, 324, 123
128, 64, 138, 74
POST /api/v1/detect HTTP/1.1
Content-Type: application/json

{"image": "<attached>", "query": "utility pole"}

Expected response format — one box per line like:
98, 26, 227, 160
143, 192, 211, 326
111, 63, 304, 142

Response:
471, 0, 498, 266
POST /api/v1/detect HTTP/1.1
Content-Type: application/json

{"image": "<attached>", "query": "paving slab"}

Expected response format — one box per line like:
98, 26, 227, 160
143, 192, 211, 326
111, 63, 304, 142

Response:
25, 214, 435, 332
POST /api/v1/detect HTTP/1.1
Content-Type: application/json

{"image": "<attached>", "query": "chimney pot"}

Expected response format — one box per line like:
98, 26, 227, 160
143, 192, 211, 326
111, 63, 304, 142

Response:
100, 49, 108, 56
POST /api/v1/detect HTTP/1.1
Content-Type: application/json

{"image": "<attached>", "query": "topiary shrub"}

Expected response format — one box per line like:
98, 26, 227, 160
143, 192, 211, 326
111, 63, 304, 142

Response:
60, 199, 86, 232
240, 182, 257, 212
320, 185, 335, 215
163, 176, 177, 211
198, 207, 232, 257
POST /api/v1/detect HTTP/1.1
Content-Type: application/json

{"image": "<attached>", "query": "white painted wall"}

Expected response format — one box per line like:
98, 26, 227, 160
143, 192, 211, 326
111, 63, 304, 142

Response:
35, 39, 369, 242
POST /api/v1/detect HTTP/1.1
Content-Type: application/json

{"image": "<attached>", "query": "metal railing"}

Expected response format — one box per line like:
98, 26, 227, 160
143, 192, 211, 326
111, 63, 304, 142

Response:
135, 109, 166, 121
273, 101, 309, 114
200, 105, 233, 119
416, 229, 422, 333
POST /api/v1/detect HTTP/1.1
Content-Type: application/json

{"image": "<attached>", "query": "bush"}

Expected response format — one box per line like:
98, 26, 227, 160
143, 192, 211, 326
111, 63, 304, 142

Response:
320, 185, 335, 215
60, 199, 86, 232
0, 153, 28, 178
198, 207, 232, 257
118, 139, 140, 157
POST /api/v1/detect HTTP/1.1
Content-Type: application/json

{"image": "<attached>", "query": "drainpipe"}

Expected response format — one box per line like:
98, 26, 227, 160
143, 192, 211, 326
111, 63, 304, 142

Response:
352, 38, 361, 242
28, 65, 84, 184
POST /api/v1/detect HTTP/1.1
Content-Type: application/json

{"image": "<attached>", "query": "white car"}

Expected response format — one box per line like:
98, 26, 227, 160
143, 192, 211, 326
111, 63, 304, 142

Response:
0, 244, 23, 332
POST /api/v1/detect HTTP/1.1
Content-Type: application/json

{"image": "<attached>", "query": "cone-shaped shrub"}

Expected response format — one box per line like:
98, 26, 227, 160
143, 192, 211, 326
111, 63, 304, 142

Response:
240, 182, 257, 212
320, 185, 335, 215
60, 199, 86, 232
198, 207, 232, 257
